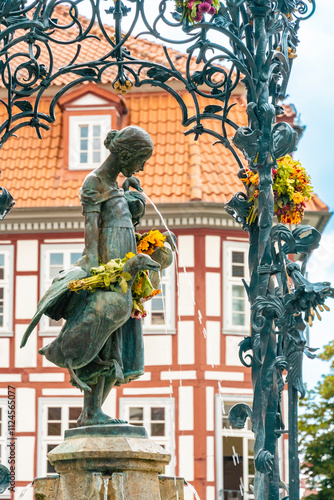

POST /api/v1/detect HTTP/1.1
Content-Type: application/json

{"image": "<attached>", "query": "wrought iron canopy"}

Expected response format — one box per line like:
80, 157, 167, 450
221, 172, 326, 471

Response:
1, 2, 332, 500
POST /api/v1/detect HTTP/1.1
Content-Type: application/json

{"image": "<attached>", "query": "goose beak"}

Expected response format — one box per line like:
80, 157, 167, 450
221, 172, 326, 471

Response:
146, 259, 161, 272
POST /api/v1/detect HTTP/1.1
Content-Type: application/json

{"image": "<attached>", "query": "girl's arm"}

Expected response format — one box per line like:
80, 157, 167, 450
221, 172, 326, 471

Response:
83, 212, 100, 273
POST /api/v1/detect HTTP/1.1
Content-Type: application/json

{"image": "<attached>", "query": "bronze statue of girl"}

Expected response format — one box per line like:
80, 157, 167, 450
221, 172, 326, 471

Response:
21, 126, 163, 426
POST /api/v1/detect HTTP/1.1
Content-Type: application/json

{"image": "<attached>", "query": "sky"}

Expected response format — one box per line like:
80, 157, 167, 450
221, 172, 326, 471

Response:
83, 0, 334, 387
286, 0, 334, 388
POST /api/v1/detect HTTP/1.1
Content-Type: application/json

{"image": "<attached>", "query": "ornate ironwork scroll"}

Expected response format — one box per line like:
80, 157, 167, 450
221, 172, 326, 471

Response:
0, 1, 331, 499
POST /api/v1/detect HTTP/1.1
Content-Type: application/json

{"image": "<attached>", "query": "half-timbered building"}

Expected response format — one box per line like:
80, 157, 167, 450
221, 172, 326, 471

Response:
0, 7, 330, 500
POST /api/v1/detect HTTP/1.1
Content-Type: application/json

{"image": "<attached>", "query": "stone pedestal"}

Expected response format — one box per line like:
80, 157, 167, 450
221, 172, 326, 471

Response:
34, 424, 185, 500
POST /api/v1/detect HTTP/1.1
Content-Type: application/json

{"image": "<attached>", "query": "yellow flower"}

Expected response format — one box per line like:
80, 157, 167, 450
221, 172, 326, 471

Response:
242, 168, 259, 187
137, 230, 166, 255
292, 192, 304, 204
125, 252, 135, 260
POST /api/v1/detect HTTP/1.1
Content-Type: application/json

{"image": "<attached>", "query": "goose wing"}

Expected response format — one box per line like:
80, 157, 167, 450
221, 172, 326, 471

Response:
20, 266, 87, 348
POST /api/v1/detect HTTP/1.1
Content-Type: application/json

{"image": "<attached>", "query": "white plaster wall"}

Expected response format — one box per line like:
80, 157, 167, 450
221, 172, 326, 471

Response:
206, 386, 214, 431
178, 272, 195, 316
16, 240, 38, 272
205, 371, 244, 381
15, 276, 38, 319
206, 321, 220, 365
179, 386, 194, 431
206, 486, 215, 500
135, 372, 151, 381
0, 374, 21, 382
178, 321, 194, 365
161, 371, 196, 380
16, 388, 35, 433
0, 338, 9, 367
102, 388, 117, 418
72, 93, 109, 106
144, 335, 172, 366
16, 436, 35, 481
15, 324, 36, 368
14, 487, 34, 500
42, 388, 82, 396
283, 389, 288, 429
42, 337, 56, 367
29, 373, 65, 382
206, 436, 215, 482
123, 387, 171, 395
178, 235, 194, 268
179, 435, 194, 481
205, 235, 220, 268
284, 438, 289, 484
184, 489, 194, 500
225, 335, 243, 367
205, 273, 221, 317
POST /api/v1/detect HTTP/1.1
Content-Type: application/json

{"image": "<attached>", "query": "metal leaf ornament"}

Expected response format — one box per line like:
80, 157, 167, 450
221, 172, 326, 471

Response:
271, 122, 299, 159
228, 402, 253, 429
146, 67, 173, 83
290, 225, 321, 254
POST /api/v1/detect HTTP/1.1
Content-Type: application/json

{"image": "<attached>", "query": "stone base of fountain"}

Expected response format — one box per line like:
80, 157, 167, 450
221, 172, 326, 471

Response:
33, 424, 185, 500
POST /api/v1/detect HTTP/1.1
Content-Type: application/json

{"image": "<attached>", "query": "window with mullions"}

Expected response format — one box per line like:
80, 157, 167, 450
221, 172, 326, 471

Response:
38, 399, 82, 477
79, 124, 102, 165
0, 246, 13, 335
223, 241, 250, 334
143, 265, 175, 334
69, 115, 110, 170
216, 397, 255, 500
40, 245, 83, 334
120, 398, 175, 476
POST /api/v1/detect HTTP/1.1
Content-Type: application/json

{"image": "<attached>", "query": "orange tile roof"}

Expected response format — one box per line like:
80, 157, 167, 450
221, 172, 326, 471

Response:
0, 7, 328, 214
0, 92, 247, 207
0, 90, 327, 214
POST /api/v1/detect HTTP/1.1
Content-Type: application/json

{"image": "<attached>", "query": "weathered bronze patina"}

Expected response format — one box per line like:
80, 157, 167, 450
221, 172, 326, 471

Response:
21, 126, 174, 427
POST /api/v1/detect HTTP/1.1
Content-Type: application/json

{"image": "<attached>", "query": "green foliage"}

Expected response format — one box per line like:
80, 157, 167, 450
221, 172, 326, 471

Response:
299, 341, 334, 498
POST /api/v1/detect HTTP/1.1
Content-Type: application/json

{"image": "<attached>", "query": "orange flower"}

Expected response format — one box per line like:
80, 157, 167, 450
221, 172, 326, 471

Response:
137, 230, 166, 255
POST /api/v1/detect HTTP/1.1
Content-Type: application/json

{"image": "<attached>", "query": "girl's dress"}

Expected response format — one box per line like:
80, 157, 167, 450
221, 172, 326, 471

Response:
41, 171, 145, 387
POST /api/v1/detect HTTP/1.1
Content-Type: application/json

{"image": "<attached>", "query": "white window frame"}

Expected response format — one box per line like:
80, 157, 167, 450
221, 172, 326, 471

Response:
215, 394, 255, 500
69, 114, 111, 170
119, 397, 175, 476
223, 241, 250, 335
0, 398, 10, 499
0, 245, 13, 337
142, 262, 176, 335
37, 397, 83, 477
39, 244, 84, 336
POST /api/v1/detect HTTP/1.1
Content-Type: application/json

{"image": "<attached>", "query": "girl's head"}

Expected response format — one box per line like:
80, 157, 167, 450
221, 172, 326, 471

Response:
104, 126, 154, 177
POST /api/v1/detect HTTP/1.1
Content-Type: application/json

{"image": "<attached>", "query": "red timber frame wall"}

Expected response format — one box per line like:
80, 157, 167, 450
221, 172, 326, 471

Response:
0, 225, 289, 500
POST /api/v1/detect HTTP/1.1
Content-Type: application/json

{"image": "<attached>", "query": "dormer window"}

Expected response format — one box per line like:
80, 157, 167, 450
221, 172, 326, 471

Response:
60, 83, 127, 171
69, 114, 110, 170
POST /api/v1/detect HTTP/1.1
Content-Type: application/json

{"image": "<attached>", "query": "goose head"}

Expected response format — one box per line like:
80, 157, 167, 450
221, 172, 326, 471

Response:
123, 253, 161, 286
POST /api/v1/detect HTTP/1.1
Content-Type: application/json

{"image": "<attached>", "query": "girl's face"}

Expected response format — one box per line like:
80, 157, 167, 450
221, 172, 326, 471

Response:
120, 150, 152, 178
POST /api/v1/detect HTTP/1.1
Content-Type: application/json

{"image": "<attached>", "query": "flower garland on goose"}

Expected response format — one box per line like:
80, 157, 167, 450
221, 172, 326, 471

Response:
68, 230, 167, 319
241, 155, 314, 225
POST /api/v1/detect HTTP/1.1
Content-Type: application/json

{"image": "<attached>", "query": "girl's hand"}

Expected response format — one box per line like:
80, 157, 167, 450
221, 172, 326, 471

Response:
122, 177, 143, 192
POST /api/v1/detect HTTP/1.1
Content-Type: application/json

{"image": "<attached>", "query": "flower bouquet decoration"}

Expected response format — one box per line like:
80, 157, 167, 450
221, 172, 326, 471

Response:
241, 155, 313, 225
136, 229, 166, 256
68, 230, 168, 319
174, 0, 219, 24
